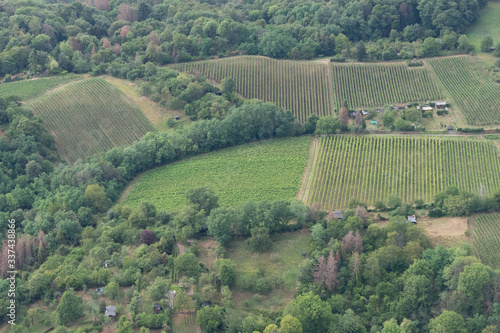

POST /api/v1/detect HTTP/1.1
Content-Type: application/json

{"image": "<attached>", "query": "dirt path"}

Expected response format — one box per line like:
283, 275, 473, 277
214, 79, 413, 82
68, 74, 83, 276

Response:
176, 242, 185, 255
297, 137, 320, 203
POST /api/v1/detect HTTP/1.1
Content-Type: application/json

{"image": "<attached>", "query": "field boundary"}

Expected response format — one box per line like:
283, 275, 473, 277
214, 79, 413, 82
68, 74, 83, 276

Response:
297, 137, 319, 202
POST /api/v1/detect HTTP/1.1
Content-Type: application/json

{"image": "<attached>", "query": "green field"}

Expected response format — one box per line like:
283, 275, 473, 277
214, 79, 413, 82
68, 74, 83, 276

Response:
305, 135, 500, 209
0, 75, 80, 100
32, 78, 154, 162
427, 56, 500, 126
227, 233, 311, 313
123, 137, 311, 212
467, 0, 500, 52
470, 214, 500, 269
171, 56, 334, 122
331, 62, 444, 108
171, 313, 198, 333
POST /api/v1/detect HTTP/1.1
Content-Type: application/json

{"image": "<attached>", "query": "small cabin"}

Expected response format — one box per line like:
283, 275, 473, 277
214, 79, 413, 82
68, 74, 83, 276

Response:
174, 116, 180, 120
361, 110, 370, 116
105, 306, 116, 318
376, 109, 381, 113
407, 215, 417, 224
103, 261, 109, 268
422, 106, 433, 112
332, 211, 343, 219
435, 102, 447, 108
153, 303, 161, 314
201, 301, 212, 307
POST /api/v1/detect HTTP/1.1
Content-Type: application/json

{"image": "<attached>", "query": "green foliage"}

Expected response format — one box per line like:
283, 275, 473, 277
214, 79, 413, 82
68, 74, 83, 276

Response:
283, 292, 332, 333
196, 306, 224, 333
0, 75, 78, 100
248, 227, 273, 252
215, 258, 236, 287
428, 311, 467, 333
280, 315, 303, 333
57, 289, 83, 326
481, 36, 494, 52
175, 253, 200, 278
315, 115, 341, 134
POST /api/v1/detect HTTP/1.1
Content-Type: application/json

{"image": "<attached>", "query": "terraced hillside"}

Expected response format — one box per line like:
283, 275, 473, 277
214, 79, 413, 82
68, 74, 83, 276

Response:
32, 78, 154, 162
427, 56, 500, 126
305, 136, 500, 209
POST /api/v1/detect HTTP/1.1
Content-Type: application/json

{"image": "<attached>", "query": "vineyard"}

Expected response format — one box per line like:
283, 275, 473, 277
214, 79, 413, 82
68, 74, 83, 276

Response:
470, 214, 500, 269
171, 56, 334, 121
123, 137, 311, 212
331, 63, 444, 108
305, 136, 500, 209
427, 56, 500, 126
32, 78, 154, 162
0, 75, 79, 100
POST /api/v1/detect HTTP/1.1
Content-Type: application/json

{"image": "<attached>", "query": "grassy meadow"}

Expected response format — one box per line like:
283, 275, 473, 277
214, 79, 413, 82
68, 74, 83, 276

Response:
467, 0, 500, 52
123, 137, 311, 212
0, 74, 80, 101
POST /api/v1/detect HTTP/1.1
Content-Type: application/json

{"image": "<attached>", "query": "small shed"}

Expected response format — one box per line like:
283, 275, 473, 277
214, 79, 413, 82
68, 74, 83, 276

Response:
105, 306, 116, 318
349, 112, 357, 118
186, 239, 195, 246
434, 101, 447, 108
361, 110, 370, 116
332, 211, 343, 219
103, 261, 109, 268
174, 116, 180, 120
370, 121, 377, 125
95, 287, 104, 295
407, 215, 417, 223
422, 106, 433, 111
153, 303, 161, 314
201, 301, 212, 307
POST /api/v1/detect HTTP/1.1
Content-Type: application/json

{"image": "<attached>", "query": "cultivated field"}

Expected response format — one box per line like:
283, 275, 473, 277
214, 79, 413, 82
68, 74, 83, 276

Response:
123, 137, 311, 212
427, 56, 500, 125
171, 56, 334, 121
171, 313, 198, 333
331, 62, 444, 108
32, 78, 154, 162
0, 74, 79, 100
470, 214, 500, 269
305, 136, 500, 209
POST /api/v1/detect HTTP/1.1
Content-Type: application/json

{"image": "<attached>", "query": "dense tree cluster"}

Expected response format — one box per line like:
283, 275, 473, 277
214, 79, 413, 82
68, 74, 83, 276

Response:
0, 0, 493, 80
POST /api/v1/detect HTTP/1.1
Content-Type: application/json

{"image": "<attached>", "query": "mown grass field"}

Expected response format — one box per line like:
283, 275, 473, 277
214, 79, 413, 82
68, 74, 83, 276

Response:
331, 62, 444, 108
226, 232, 310, 313
305, 135, 500, 209
427, 56, 500, 126
470, 214, 500, 269
0, 74, 80, 100
467, 0, 500, 52
32, 78, 154, 162
171, 56, 334, 122
123, 137, 311, 212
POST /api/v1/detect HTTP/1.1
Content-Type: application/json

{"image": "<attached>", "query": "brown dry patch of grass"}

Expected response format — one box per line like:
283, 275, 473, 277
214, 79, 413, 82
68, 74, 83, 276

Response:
196, 238, 220, 272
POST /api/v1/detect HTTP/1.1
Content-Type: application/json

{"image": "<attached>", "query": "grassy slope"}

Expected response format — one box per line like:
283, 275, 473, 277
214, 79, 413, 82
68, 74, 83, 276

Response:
226, 232, 311, 313
32, 78, 154, 162
122, 137, 311, 212
470, 213, 500, 269
0, 75, 80, 101
467, 0, 500, 52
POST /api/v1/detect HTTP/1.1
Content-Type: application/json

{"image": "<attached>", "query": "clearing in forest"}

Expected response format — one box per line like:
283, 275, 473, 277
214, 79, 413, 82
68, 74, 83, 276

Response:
122, 137, 311, 212
32, 78, 154, 162
305, 135, 500, 210
469, 214, 500, 269
427, 56, 500, 126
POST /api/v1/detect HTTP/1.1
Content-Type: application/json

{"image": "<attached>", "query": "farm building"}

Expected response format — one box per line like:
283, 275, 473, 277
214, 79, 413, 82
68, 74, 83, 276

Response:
361, 110, 370, 116
422, 106, 433, 111
434, 101, 447, 108
105, 306, 116, 318
332, 211, 343, 219
153, 303, 161, 314
407, 215, 417, 223
103, 261, 109, 268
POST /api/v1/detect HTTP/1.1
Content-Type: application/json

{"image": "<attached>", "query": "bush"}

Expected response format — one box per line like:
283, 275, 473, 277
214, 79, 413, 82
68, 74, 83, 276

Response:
457, 127, 484, 133
330, 54, 345, 62
253, 278, 272, 294
248, 227, 272, 252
